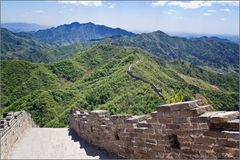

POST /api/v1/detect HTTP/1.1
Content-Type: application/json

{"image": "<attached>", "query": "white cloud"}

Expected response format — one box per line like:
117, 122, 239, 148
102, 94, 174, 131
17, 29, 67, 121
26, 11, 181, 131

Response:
168, 1, 212, 9
152, 1, 239, 9
220, 8, 230, 12
215, 1, 239, 6
152, 1, 168, 7
33, 10, 45, 13
59, 1, 102, 7
207, 9, 216, 13
221, 18, 226, 21
203, 13, 212, 16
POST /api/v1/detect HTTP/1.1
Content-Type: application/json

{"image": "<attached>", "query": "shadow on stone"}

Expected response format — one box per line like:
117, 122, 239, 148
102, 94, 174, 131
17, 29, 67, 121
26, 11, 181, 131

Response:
68, 128, 121, 159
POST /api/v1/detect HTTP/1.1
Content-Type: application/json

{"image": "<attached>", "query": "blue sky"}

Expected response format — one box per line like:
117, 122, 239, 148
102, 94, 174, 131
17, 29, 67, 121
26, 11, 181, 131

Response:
1, 1, 239, 35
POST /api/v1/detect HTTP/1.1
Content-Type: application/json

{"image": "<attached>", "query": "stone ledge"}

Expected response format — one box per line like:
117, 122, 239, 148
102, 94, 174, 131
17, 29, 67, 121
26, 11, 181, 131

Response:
157, 100, 201, 112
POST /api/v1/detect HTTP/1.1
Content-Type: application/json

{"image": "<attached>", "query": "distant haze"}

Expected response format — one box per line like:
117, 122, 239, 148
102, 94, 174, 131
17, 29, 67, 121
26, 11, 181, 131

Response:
1, 23, 51, 32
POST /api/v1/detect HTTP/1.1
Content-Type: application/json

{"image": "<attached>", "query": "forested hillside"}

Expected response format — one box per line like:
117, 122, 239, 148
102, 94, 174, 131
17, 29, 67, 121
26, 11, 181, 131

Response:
1, 26, 238, 73
95, 31, 239, 72
1, 45, 238, 127
1, 28, 91, 62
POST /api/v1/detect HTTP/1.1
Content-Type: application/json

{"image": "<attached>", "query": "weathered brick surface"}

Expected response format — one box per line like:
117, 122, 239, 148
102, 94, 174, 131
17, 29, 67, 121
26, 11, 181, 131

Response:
0, 111, 36, 159
70, 100, 240, 159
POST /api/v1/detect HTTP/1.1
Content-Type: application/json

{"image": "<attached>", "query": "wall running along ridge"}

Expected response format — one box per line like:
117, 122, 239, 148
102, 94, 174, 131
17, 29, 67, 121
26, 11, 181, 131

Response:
70, 100, 240, 159
127, 61, 164, 98
0, 111, 36, 159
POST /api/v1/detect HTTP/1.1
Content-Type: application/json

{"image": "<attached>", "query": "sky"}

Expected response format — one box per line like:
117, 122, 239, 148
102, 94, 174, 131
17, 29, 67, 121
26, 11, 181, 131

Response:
1, 1, 239, 35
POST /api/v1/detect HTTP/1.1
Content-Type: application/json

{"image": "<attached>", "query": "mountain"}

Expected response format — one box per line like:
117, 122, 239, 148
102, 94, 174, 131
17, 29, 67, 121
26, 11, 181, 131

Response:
94, 31, 239, 71
0, 28, 47, 61
1, 26, 238, 72
1, 22, 50, 32
30, 22, 135, 44
1, 45, 238, 127
0, 28, 90, 62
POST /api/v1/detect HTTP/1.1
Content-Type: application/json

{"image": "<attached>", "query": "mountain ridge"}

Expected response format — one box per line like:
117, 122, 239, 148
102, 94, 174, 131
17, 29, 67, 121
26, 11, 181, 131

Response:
29, 22, 135, 44
1, 22, 238, 72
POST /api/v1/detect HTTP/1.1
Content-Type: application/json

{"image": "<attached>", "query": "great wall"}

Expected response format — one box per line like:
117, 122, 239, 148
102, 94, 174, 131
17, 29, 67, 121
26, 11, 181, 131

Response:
0, 111, 36, 159
127, 60, 164, 98
0, 100, 239, 159
70, 100, 240, 159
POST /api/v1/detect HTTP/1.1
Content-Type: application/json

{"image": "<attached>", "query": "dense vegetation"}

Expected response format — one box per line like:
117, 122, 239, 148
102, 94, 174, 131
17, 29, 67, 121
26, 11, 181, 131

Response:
1, 28, 92, 62
1, 26, 238, 73
1, 45, 238, 128
1, 28, 47, 61
96, 31, 239, 72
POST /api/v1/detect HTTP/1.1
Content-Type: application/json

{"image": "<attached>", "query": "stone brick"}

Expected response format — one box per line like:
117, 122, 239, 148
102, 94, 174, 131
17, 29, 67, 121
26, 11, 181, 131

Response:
194, 136, 216, 145
146, 117, 158, 124
173, 117, 189, 123
210, 111, 239, 124
70, 102, 240, 159
182, 148, 200, 155
125, 115, 147, 123
137, 120, 152, 128
216, 138, 239, 148
158, 117, 173, 124
166, 124, 180, 130
215, 119, 239, 130
157, 100, 200, 112
133, 127, 148, 133
222, 131, 240, 140
203, 131, 227, 139
143, 129, 155, 135
197, 123, 209, 130
145, 139, 157, 145
150, 111, 158, 118
191, 105, 213, 116
180, 123, 198, 130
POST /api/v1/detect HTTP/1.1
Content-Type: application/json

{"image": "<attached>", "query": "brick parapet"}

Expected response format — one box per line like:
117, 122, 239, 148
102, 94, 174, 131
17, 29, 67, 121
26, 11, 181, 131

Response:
70, 100, 240, 159
0, 111, 36, 159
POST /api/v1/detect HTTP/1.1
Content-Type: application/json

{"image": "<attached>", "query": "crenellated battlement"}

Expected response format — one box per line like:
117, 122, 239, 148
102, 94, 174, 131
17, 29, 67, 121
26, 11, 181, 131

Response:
0, 111, 36, 159
70, 100, 240, 159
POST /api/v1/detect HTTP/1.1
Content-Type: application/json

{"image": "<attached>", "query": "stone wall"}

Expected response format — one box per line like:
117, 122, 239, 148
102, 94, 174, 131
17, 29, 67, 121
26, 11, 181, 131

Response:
0, 111, 36, 159
127, 61, 163, 98
70, 100, 240, 159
